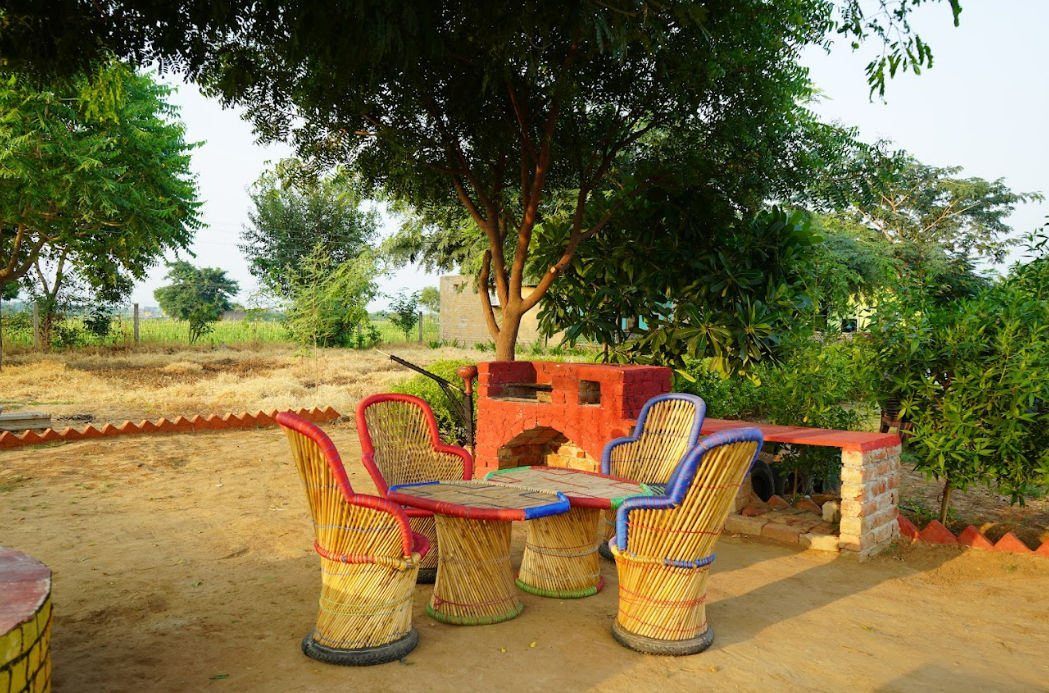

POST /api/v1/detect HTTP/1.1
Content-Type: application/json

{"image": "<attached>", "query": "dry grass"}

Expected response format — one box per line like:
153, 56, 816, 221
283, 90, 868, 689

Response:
0, 343, 485, 425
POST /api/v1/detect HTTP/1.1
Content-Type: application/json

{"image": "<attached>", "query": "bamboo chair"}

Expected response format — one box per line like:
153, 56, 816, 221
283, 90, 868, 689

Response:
608, 427, 763, 655
357, 393, 473, 583
598, 393, 706, 558
277, 411, 429, 666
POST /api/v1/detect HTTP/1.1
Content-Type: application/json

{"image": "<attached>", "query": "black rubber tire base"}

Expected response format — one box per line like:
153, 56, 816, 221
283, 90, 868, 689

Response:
301, 628, 418, 666
611, 620, 714, 656
598, 543, 614, 561
416, 568, 437, 584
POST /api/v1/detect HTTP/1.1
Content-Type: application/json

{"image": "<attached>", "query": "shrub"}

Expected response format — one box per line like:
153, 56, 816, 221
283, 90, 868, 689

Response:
676, 335, 869, 494
865, 248, 1049, 520
388, 359, 478, 444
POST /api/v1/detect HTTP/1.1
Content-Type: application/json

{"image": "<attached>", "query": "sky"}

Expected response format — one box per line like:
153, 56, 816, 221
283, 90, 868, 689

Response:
129, 1, 1049, 308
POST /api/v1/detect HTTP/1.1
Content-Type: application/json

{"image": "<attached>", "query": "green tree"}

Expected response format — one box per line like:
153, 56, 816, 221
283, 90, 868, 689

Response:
1, 1, 960, 359
0, 62, 201, 309
419, 286, 440, 315
154, 262, 239, 342
240, 162, 379, 298
536, 207, 825, 376
864, 232, 1049, 521
816, 145, 1041, 263
389, 290, 420, 341
284, 245, 381, 348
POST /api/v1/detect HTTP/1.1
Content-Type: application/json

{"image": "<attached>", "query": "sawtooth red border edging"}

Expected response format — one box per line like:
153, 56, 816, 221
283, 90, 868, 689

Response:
0, 407, 341, 450
897, 516, 1049, 558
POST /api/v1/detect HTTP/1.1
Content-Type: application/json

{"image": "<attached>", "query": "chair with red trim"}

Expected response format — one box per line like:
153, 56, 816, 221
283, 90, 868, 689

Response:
608, 428, 763, 655
276, 411, 430, 666
598, 393, 706, 558
357, 393, 473, 583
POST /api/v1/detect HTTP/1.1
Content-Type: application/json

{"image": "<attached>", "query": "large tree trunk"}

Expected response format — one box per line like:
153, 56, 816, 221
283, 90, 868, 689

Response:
493, 305, 523, 361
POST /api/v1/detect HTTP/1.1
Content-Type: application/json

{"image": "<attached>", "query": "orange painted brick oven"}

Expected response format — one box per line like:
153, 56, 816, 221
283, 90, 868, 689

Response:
473, 361, 672, 477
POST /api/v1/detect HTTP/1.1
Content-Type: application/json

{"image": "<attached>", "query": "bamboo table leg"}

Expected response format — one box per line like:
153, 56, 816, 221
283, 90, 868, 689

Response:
516, 506, 604, 598
426, 515, 523, 625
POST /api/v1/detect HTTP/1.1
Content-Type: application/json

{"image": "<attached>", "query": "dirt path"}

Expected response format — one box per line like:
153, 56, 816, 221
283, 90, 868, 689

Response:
2, 425, 1047, 692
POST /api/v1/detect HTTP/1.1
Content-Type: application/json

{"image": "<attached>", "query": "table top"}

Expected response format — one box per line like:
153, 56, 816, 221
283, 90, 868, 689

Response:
388, 480, 569, 521
484, 466, 651, 509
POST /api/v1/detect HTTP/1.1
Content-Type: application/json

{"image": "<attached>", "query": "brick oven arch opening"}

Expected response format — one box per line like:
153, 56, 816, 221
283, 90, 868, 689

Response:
496, 426, 598, 472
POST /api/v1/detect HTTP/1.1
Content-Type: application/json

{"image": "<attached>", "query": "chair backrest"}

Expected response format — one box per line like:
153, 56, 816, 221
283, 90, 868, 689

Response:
276, 411, 413, 560
601, 393, 706, 484
614, 427, 763, 564
357, 393, 472, 495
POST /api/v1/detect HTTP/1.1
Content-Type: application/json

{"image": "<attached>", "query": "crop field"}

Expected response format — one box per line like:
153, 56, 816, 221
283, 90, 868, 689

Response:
0, 312, 440, 349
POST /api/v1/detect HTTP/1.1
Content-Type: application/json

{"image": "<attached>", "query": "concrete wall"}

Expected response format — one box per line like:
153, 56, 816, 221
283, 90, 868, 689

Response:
438, 276, 547, 347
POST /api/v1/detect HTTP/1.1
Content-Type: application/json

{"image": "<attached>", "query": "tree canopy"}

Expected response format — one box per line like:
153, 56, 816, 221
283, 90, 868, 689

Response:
240, 162, 379, 298
0, 0, 962, 359
154, 262, 239, 342
814, 144, 1041, 265
0, 61, 201, 298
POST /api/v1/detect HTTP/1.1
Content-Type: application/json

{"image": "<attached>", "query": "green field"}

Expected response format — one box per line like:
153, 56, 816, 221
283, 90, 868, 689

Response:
0, 312, 440, 349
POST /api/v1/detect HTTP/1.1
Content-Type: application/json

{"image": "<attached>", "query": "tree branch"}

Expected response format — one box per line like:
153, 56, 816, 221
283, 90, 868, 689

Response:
477, 250, 502, 340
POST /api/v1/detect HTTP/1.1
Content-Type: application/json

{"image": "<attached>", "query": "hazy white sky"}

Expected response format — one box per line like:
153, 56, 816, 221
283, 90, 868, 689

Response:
131, 1, 1048, 307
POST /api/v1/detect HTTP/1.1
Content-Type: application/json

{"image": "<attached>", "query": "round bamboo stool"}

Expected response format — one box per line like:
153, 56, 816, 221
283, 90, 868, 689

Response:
427, 516, 523, 624
516, 507, 604, 598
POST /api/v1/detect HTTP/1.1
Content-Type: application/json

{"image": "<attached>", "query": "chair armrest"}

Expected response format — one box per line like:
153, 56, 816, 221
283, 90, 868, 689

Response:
342, 493, 417, 558
612, 491, 679, 552
600, 436, 638, 476
360, 451, 389, 495
433, 442, 473, 480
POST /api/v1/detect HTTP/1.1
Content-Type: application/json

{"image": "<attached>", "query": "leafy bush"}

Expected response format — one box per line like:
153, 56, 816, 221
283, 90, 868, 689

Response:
864, 237, 1049, 520
389, 290, 420, 341
389, 359, 477, 444
82, 306, 113, 339
676, 336, 870, 494
284, 245, 380, 348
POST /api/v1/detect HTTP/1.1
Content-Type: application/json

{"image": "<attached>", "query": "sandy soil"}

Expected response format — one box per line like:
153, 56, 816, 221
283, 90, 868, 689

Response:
1, 346, 1048, 692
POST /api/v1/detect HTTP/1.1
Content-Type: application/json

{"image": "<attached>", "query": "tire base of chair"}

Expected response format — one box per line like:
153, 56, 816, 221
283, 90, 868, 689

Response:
611, 620, 714, 656
416, 568, 437, 584
301, 628, 418, 666
597, 542, 614, 561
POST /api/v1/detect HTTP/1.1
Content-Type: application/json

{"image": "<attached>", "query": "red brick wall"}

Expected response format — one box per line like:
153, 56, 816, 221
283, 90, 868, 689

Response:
474, 361, 672, 477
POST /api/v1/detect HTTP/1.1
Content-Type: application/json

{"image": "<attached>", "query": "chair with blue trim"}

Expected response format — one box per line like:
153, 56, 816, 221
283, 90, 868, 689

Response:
598, 393, 706, 558
277, 411, 431, 666
608, 427, 763, 655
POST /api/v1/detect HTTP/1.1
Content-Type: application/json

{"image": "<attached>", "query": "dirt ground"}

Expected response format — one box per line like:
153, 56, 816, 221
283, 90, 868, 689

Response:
1, 346, 1048, 692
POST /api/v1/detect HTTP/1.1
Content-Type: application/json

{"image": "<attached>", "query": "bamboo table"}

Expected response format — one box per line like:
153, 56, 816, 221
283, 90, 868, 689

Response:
388, 480, 569, 625
485, 466, 651, 598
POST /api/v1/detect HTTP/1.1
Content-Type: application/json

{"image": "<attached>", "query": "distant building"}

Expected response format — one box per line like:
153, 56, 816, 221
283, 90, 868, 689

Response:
438, 276, 548, 347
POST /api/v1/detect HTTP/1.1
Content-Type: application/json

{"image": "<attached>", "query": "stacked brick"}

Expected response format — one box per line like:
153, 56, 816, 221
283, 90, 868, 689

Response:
838, 444, 902, 559
0, 549, 51, 693
474, 361, 672, 478
0, 407, 340, 450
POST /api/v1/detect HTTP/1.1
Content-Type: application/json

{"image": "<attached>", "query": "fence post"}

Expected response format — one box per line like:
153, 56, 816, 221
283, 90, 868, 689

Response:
32, 301, 40, 349
133, 303, 140, 345
418, 311, 424, 343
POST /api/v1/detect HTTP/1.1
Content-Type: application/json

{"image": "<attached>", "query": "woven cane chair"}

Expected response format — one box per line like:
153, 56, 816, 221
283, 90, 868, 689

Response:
357, 393, 473, 583
276, 411, 430, 666
597, 393, 706, 558
608, 427, 763, 655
